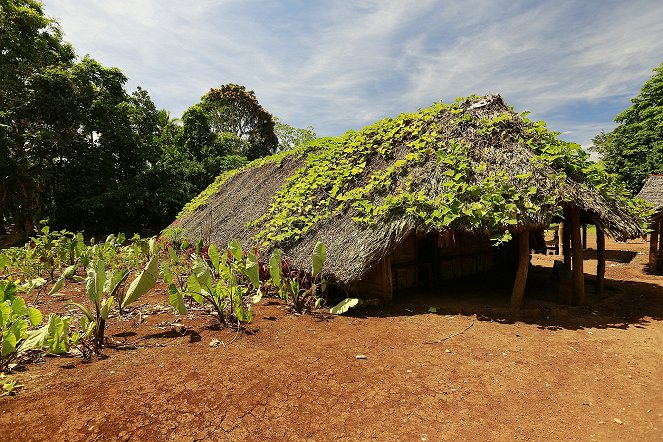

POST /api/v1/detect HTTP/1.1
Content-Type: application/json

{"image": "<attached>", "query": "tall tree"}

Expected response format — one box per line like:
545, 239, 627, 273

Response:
1, 0, 168, 235
593, 62, 663, 193
201, 84, 278, 160
0, 0, 76, 233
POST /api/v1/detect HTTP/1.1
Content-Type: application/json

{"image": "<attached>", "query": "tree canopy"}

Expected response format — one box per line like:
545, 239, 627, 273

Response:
201, 84, 278, 160
593, 62, 663, 193
0, 1, 291, 239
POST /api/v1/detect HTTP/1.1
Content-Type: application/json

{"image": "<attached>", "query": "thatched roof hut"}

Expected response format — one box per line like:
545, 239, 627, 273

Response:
637, 175, 663, 274
168, 95, 645, 307
637, 175, 663, 212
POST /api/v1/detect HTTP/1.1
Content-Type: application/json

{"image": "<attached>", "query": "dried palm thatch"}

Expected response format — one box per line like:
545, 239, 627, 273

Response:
169, 94, 645, 286
637, 174, 663, 213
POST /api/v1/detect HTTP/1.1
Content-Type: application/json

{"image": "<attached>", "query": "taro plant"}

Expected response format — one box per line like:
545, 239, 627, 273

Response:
65, 238, 160, 353
0, 279, 72, 375
268, 241, 327, 313
164, 240, 260, 328
0, 280, 43, 372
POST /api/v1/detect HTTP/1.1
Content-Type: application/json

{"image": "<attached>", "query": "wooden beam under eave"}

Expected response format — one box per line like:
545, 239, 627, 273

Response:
649, 220, 659, 273
510, 231, 530, 309
568, 207, 585, 305
595, 225, 605, 295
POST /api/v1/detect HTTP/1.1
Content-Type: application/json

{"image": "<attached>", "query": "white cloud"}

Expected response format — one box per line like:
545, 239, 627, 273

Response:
42, 0, 663, 146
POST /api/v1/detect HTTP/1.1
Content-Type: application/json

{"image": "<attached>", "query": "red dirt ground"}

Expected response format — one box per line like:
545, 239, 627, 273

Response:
1, 235, 662, 441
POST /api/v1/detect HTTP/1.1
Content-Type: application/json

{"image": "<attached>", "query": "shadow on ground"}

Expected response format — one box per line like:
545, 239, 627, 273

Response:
347, 261, 663, 332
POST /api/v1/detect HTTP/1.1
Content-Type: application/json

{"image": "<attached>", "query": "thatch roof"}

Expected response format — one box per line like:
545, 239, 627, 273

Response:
637, 175, 663, 213
169, 94, 645, 286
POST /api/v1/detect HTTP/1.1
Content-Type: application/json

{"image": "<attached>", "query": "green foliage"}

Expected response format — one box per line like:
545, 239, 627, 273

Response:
240, 96, 646, 247
273, 117, 317, 152
161, 241, 258, 327
0, 280, 48, 372
202, 84, 279, 160
330, 298, 361, 315
267, 241, 327, 313
1, 372, 23, 396
593, 62, 663, 193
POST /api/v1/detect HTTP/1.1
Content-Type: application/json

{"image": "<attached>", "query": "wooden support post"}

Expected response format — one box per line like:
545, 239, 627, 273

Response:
568, 207, 585, 305
382, 254, 393, 304
510, 231, 530, 309
596, 225, 605, 295
582, 223, 587, 249
649, 220, 659, 272
560, 220, 571, 271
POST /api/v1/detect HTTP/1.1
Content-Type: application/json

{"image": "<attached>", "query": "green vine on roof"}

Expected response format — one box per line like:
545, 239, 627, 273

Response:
249, 97, 576, 247
178, 95, 649, 248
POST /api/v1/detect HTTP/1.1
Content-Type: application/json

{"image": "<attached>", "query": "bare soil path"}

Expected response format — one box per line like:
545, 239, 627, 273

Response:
1, 237, 662, 441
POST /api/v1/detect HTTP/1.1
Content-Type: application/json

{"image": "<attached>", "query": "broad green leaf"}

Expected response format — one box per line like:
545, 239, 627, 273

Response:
269, 249, 282, 288
122, 253, 159, 308
312, 241, 327, 277
186, 273, 203, 304
244, 253, 260, 288
161, 263, 173, 284
47, 315, 71, 354
49, 264, 77, 295
168, 246, 177, 265
100, 296, 114, 321
209, 243, 220, 273
252, 288, 263, 304
109, 269, 130, 298
19, 322, 50, 351
67, 302, 95, 323
27, 307, 42, 326
0, 254, 10, 270
228, 240, 243, 262
86, 259, 106, 306
18, 277, 46, 292
330, 298, 361, 315
168, 284, 187, 315
11, 297, 27, 316
0, 280, 17, 302
0, 302, 11, 327
2, 328, 17, 357
149, 237, 158, 256
192, 258, 212, 289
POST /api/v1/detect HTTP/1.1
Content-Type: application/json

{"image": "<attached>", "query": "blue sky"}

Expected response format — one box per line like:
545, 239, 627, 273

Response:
42, 0, 663, 150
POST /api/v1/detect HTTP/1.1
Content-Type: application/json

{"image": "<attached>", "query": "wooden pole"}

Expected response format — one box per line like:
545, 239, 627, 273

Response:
596, 225, 605, 295
510, 231, 530, 308
582, 223, 587, 249
568, 207, 585, 305
560, 220, 571, 271
382, 254, 393, 304
649, 220, 659, 273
